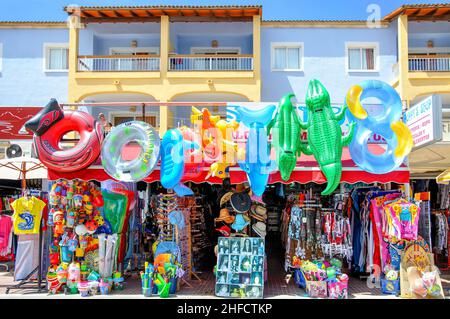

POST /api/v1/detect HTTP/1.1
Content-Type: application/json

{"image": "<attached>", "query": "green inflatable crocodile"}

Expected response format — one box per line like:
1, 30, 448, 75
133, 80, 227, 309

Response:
300, 79, 355, 195
268, 94, 304, 181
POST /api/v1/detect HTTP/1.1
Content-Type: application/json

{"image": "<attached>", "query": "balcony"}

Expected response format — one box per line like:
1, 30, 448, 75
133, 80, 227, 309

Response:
168, 55, 253, 71
78, 55, 160, 72
409, 55, 450, 72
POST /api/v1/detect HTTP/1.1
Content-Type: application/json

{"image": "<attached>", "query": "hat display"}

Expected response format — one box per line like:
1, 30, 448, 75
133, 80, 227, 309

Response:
215, 208, 235, 224
250, 205, 267, 221
215, 225, 231, 237
231, 213, 250, 231
252, 222, 267, 238
220, 191, 234, 207
230, 192, 251, 213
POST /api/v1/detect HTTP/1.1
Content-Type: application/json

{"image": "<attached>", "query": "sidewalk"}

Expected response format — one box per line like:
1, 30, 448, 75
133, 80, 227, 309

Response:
1, 270, 448, 299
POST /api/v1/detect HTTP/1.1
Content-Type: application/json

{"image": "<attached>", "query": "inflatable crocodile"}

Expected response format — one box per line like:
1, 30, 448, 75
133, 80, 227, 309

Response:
300, 79, 355, 195
268, 93, 304, 181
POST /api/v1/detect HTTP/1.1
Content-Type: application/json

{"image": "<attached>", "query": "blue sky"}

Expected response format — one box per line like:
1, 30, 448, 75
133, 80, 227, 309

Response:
0, 0, 444, 21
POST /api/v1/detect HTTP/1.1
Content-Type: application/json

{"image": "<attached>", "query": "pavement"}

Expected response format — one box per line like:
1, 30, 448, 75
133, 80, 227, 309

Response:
1, 268, 448, 299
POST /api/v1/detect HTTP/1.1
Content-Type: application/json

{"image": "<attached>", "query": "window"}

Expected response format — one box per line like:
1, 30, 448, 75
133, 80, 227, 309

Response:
346, 42, 379, 72
271, 43, 303, 71
0, 43, 3, 72
44, 43, 69, 72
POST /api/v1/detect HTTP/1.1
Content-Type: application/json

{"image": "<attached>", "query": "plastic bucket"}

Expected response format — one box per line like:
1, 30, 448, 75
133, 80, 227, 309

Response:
142, 287, 152, 297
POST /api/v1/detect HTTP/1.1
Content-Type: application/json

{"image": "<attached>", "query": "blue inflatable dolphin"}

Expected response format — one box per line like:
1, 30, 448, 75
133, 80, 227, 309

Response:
237, 105, 276, 197
161, 129, 198, 196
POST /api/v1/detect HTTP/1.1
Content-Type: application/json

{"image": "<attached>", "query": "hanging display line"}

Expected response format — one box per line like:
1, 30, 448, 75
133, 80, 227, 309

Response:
27, 79, 412, 196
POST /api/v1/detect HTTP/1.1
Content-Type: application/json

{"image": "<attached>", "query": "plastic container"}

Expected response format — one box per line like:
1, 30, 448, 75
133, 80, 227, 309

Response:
381, 278, 400, 295
78, 282, 90, 297
88, 281, 99, 296
142, 287, 152, 297
99, 282, 109, 295
169, 277, 177, 294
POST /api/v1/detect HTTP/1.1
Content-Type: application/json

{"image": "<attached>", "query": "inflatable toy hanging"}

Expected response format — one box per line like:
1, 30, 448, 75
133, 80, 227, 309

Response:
268, 93, 304, 181
237, 105, 276, 197
160, 129, 197, 196
101, 121, 160, 181
179, 126, 203, 179
345, 80, 413, 174
25, 99, 103, 172
207, 117, 239, 179
191, 107, 220, 162
300, 79, 355, 196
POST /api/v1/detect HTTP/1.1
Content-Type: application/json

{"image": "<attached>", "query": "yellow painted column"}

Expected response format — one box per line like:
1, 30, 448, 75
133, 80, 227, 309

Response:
159, 16, 170, 135
68, 15, 80, 105
253, 15, 261, 102
397, 14, 410, 108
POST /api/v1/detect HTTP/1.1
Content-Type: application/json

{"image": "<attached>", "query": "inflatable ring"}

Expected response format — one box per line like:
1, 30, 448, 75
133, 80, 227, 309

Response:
345, 80, 413, 174
101, 121, 160, 181
33, 110, 103, 172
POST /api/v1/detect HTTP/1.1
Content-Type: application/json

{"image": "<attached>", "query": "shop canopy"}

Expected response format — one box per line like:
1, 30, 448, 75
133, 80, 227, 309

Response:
47, 144, 409, 185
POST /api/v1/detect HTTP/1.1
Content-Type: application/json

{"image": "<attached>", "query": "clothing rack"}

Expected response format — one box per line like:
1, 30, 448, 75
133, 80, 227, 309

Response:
5, 189, 48, 294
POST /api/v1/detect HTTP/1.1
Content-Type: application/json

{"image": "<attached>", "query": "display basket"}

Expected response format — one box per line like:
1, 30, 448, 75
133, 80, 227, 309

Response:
327, 280, 348, 299
306, 280, 328, 298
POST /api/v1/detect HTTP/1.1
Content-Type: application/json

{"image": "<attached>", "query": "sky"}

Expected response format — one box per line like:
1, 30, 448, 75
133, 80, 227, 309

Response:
0, 0, 445, 21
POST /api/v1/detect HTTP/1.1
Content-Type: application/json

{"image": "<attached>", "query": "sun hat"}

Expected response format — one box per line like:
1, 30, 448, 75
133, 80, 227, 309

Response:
250, 205, 267, 221
168, 210, 185, 229
231, 213, 250, 231
215, 225, 231, 237
230, 192, 251, 213
220, 191, 234, 207
215, 208, 235, 224
252, 222, 267, 238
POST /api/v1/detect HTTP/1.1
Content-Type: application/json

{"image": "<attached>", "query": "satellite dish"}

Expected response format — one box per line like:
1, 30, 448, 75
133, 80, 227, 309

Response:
6, 144, 23, 158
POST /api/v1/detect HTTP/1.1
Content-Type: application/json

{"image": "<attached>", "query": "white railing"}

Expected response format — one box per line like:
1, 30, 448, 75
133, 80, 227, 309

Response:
169, 55, 253, 71
78, 55, 160, 72
409, 55, 450, 72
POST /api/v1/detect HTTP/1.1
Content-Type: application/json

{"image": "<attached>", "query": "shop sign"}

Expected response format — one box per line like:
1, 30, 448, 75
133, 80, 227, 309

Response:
404, 95, 443, 149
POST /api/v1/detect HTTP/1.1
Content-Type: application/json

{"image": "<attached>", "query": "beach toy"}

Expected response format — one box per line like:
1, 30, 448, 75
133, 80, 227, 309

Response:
88, 281, 99, 296
179, 126, 204, 179
300, 79, 355, 195
385, 269, 398, 281
102, 121, 160, 181
326, 267, 337, 280
236, 104, 276, 197
268, 93, 304, 181
346, 80, 413, 174
160, 129, 197, 196
99, 280, 109, 295
78, 282, 90, 297
330, 258, 342, 270
26, 99, 103, 172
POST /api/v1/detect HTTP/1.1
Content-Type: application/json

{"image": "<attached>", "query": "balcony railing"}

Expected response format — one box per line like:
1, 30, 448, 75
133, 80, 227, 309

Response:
409, 55, 450, 72
168, 55, 253, 71
78, 55, 160, 72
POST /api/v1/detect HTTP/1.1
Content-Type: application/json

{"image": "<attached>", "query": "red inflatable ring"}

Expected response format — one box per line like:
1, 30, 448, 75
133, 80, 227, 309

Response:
34, 111, 103, 172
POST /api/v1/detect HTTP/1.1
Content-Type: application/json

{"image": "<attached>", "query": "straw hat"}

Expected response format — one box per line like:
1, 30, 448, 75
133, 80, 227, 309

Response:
252, 222, 267, 238
230, 192, 251, 213
250, 205, 267, 221
220, 191, 233, 207
215, 208, 235, 224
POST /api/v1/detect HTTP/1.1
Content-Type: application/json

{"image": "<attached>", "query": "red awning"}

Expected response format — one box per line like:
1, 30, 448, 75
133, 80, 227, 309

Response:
0, 107, 42, 140
47, 145, 409, 184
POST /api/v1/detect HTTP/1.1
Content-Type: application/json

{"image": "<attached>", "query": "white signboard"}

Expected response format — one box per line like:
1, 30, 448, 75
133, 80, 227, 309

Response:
404, 95, 443, 149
